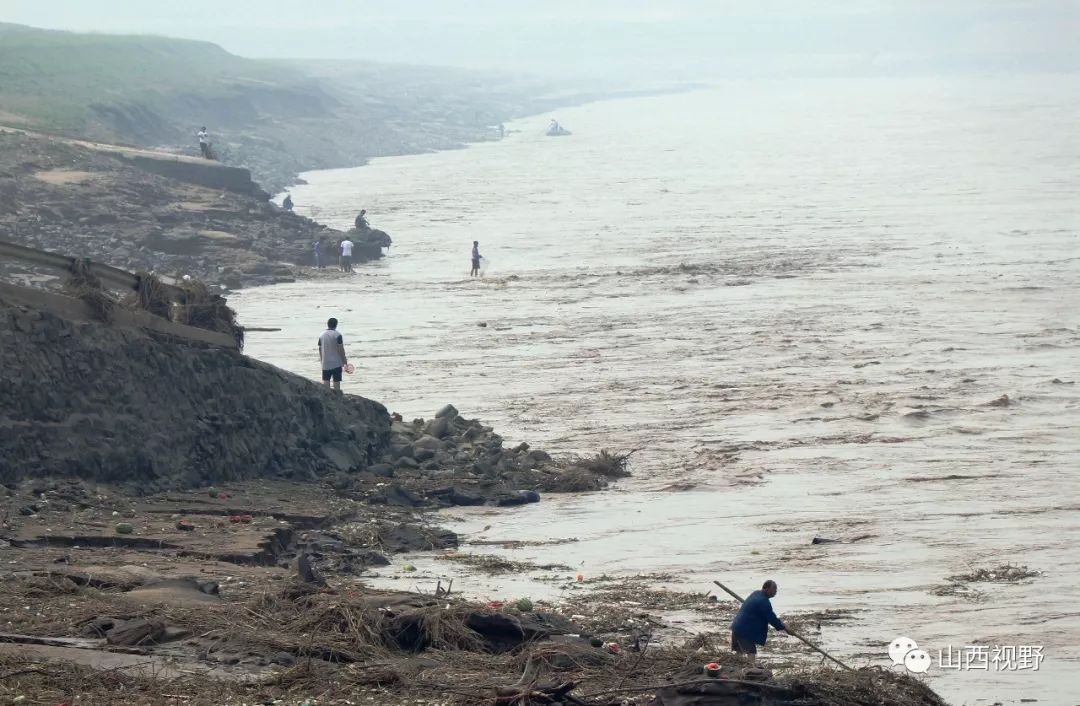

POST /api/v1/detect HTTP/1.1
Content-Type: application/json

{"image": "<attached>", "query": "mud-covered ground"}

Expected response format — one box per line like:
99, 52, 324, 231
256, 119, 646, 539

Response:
0, 477, 943, 706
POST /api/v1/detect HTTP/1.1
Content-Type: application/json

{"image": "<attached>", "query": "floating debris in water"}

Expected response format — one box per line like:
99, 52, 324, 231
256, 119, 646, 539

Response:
949, 563, 1041, 583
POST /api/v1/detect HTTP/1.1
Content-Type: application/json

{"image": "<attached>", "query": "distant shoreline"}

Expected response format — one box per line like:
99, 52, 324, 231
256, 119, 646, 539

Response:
280, 82, 707, 199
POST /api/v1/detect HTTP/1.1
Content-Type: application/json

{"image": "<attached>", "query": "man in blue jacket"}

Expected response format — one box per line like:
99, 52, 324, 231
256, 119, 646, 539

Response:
731, 579, 787, 655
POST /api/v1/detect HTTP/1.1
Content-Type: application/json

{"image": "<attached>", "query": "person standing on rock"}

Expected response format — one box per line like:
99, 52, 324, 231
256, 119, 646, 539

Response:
318, 318, 349, 391
313, 237, 324, 269
197, 127, 211, 159
730, 579, 787, 656
470, 241, 482, 277
340, 237, 354, 273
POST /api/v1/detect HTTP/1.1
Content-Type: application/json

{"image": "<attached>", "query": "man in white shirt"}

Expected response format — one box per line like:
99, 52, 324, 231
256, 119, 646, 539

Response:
340, 238, 354, 272
197, 127, 210, 158
318, 317, 349, 391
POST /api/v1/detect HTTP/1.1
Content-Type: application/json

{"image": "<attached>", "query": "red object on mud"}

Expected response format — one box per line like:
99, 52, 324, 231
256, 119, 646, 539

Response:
486, 601, 505, 610
228, 514, 254, 524
606, 642, 621, 654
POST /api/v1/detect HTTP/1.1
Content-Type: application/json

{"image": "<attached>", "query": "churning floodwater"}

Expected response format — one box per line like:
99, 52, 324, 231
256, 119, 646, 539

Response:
233, 77, 1080, 704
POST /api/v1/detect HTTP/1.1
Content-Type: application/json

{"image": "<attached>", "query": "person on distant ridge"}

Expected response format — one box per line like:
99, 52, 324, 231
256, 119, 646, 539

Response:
197, 127, 211, 159
282, 194, 294, 212
354, 209, 369, 231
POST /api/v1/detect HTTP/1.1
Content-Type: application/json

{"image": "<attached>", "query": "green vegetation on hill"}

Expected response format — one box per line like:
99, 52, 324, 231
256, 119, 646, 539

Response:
0, 23, 302, 135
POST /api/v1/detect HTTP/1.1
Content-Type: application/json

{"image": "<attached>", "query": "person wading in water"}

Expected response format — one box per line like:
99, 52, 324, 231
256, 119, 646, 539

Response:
470, 241, 482, 277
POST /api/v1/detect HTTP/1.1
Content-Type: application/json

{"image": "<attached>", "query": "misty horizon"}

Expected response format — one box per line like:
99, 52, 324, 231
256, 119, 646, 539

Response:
3, 0, 1077, 80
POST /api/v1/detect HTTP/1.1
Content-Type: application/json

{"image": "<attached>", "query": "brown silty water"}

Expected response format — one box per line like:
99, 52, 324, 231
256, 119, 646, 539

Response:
233, 77, 1080, 704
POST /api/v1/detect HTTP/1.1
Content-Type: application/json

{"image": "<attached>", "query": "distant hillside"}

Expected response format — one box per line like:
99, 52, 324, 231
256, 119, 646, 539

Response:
0, 23, 322, 139
0, 23, 583, 191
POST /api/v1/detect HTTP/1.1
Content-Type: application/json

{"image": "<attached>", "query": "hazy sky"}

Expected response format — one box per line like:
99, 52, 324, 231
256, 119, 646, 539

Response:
3, 1, 1077, 78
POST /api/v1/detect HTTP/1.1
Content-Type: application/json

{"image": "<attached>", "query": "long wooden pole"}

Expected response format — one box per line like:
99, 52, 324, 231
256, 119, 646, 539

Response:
714, 580, 854, 671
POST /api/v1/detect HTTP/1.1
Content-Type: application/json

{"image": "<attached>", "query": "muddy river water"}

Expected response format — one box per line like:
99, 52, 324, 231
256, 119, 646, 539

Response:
233, 77, 1080, 704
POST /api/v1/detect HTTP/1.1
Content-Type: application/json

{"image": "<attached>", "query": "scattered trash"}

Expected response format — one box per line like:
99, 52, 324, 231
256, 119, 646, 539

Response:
486, 601, 506, 610
704, 662, 722, 677
590, 637, 604, 648
402, 564, 416, 572
605, 641, 621, 654
576, 573, 584, 582
228, 514, 253, 524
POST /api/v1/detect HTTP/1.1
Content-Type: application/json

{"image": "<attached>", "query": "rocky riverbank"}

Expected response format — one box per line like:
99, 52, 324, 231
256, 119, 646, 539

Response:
0, 293, 624, 499
0, 130, 388, 291
0, 472, 948, 706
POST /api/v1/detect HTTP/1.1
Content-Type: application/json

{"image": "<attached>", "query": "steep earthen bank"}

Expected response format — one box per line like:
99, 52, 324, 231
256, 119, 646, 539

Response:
0, 131, 387, 291
0, 290, 618, 500
0, 296, 389, 488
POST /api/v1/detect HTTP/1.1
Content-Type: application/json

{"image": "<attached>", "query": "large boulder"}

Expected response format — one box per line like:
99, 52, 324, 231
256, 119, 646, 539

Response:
425, 417, 451, 439
414, 435, 446, 451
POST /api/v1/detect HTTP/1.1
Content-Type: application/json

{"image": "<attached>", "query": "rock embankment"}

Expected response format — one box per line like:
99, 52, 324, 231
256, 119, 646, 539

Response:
328, 403, 628, 511
0, 296, 389, 489
0, 131, 388, 290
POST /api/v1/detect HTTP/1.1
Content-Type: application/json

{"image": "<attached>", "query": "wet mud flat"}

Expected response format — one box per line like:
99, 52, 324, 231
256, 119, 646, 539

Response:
0, 476, 946, 706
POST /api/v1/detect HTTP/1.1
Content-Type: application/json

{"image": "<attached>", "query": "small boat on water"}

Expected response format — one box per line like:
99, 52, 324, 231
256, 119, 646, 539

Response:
546, 120, 571, 137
